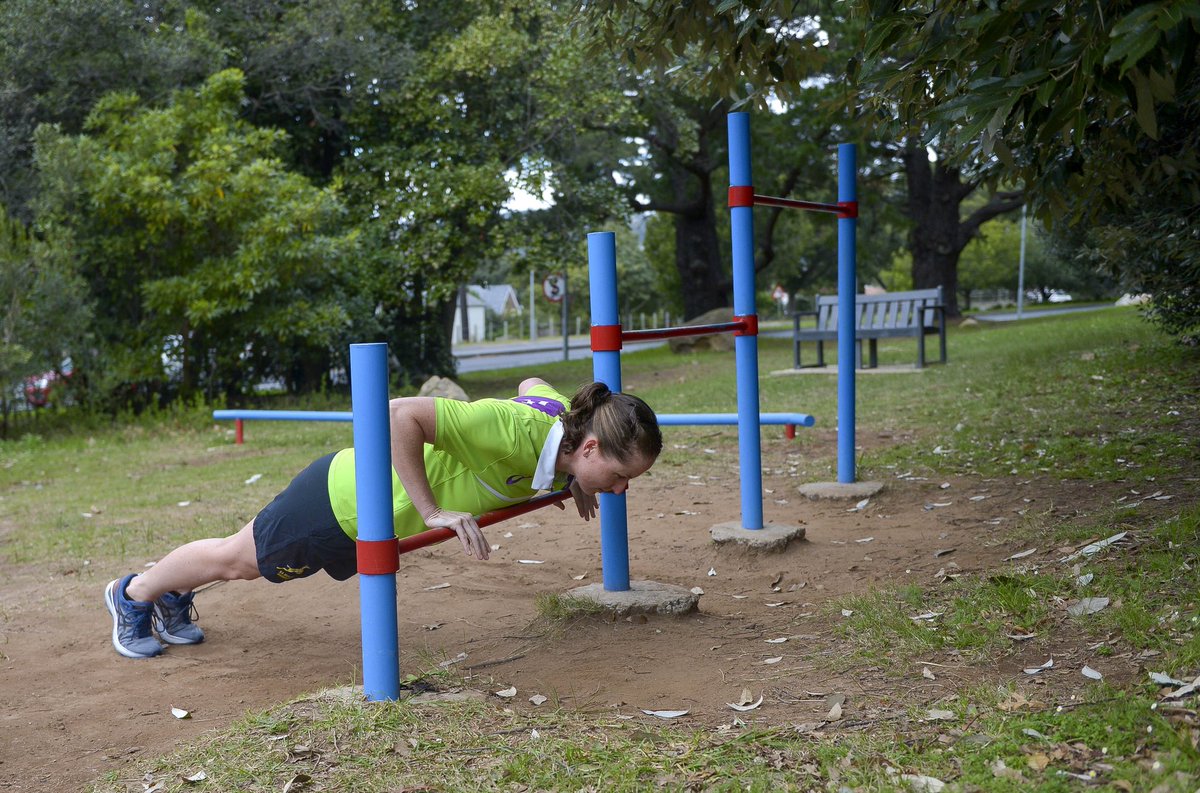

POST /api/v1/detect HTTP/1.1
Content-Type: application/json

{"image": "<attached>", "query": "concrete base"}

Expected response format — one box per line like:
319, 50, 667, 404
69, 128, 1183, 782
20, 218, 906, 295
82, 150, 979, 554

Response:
710, 521, 806, 551
770, 365, 927, 376
566, 579, 699, 617
798, 481, 884, 500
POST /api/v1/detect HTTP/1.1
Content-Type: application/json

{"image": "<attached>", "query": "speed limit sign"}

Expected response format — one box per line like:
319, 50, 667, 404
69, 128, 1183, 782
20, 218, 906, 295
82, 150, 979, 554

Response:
542, 274, 565, 303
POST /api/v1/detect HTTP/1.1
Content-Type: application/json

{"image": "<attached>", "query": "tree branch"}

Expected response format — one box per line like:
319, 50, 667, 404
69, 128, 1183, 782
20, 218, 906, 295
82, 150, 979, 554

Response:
958, 192, 1025, 247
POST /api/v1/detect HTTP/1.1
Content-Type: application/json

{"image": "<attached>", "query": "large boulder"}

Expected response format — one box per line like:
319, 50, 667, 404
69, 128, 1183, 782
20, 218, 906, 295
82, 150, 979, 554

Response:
417, 376, 470, 401
667, 307, 737, 353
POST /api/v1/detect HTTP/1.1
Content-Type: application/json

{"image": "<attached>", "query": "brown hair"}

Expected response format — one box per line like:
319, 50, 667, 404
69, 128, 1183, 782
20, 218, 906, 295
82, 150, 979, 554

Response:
561, 382, 662, 463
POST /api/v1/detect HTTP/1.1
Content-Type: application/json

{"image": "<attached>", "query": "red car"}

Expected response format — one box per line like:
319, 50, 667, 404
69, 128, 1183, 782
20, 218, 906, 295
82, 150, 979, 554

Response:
23, 362, 74, 408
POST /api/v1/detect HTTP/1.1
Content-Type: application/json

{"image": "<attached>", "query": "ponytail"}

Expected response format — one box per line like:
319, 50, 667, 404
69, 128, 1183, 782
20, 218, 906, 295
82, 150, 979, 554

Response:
561, 382, 662, 463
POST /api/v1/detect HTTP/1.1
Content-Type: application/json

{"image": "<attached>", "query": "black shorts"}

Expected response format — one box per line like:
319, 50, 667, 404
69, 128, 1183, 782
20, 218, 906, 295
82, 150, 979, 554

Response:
253, 452, 359, 583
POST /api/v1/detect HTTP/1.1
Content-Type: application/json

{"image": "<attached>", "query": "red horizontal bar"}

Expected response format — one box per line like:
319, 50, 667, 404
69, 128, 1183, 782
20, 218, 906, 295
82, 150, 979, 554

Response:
623, 321, 744, 342
753, 194, 842, 214
395, 488, 573, 556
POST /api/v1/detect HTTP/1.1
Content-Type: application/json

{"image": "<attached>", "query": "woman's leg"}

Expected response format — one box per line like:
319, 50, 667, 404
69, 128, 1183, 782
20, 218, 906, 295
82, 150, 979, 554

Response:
126, 519, 261, 602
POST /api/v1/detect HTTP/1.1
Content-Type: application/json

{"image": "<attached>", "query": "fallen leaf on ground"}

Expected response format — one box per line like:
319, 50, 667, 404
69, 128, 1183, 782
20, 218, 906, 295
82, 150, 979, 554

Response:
925, 709, 956, 721
761, 656, 783, 665
1023, 658, 1054, 675
281, 773, 310, 793
1067, 596, 1110, 617
170, 707, 190, 719
642, 709, 688, 719
438, 652, 467, 668
494, 686, 517, 698
1006, 548, 1037, 560
423, 583, 451, 591
182, 771, 207, 784
1059, 531, 1127, 563
922, 667, 936, 680
901, 774, 945, 792
766, 637, 788, 644
517, 559, 544, 565
727, 691, 764, 712
1082, 665, 1103, 680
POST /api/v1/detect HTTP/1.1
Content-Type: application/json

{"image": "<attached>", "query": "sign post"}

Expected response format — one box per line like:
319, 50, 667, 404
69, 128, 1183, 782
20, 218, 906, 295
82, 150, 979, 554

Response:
543, 273, 567, 361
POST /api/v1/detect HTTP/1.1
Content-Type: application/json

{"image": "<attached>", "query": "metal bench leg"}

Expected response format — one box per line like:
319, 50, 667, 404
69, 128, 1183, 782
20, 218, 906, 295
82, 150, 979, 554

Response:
918, 333, 926, 369
816, 341, 825, 368
855, 340, 863, 369
868, 339, 878, 368
939, 325, 947, 363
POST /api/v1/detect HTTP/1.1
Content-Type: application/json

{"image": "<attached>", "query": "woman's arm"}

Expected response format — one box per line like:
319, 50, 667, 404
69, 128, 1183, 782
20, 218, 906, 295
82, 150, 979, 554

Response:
387, 397, 490, 560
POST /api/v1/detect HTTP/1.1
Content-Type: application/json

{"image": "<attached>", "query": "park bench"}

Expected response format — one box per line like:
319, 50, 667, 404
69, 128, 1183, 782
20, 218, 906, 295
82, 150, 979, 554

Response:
791, 286, 947, 369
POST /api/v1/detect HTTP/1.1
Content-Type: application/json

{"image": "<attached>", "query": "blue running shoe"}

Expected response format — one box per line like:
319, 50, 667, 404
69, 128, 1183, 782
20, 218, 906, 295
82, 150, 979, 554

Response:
152, 590, 205, 645
104, 575, 164, 659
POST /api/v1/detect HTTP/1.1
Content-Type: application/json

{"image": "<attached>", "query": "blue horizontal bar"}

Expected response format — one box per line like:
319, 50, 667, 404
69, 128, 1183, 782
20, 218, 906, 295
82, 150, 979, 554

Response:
213, 409, 352, 422
213, 409, 813, 428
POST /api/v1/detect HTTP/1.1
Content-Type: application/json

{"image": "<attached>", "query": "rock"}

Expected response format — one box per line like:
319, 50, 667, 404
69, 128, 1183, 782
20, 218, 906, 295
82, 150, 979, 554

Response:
667, 307, 737, 353
418, 376, 470, 401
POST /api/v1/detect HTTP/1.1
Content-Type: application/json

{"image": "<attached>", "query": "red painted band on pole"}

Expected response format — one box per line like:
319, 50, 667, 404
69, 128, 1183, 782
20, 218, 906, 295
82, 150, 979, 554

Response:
357, 537, 400, 574
235, 419, 244, 445
733, 314, 758, 337
622, 321, 744, 342
752, 194, 843, 215
837, 201, 858, 219
395, 488, 574, 556
590, 324, 623, 351
728, 185, 755, 207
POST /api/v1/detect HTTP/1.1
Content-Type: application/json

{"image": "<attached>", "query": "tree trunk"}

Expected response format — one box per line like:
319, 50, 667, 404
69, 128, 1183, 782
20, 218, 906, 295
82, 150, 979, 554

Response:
672, 165, 728, 319
902, 143, 1024, 318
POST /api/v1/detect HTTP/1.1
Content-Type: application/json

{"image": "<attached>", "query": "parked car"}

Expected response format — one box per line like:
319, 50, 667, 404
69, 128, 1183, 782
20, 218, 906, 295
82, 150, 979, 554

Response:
23, 360, 74, 408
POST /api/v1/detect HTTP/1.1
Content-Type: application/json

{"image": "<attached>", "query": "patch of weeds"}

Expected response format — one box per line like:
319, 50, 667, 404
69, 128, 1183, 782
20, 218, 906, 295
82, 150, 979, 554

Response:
534, 592, 605, 621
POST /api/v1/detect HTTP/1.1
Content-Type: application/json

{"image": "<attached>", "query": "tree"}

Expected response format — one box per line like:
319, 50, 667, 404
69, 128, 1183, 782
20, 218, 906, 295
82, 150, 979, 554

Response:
35, 69, 355, 406
901, 145, 1023, 315
0, 204, 90, 434
0, 0, 222, 220
859, 0, 1200, 338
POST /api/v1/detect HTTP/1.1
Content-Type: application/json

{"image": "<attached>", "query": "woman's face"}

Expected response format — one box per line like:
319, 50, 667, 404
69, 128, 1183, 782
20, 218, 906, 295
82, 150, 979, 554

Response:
570, 437, 655, 496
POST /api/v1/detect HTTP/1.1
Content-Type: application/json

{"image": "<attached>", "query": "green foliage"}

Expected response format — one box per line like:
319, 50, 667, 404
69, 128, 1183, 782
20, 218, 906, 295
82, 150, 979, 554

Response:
0, 0, 223, 217
0, 203, 90, 431
859, 0, 1200, 340
575, 0, 833, 108
34, 69, 356, 406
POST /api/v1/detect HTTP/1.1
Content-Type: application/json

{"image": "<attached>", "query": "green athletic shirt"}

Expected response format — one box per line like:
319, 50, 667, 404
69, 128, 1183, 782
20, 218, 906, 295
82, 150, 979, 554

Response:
325, 384, 572, 540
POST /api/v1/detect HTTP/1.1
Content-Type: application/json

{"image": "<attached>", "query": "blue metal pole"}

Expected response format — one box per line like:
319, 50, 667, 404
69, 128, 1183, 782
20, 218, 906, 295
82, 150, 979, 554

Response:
727, 112, 764, 530
837, 144, 858, 484
586, 231, 630, 591
350, 343, 400, 701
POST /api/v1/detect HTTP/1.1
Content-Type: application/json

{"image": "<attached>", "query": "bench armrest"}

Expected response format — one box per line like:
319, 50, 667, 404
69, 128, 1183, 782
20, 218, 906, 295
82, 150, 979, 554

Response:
791, 310, 818, 330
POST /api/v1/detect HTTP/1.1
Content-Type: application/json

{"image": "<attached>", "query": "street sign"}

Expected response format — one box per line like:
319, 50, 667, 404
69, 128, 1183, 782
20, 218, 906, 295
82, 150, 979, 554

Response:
542, 274, 565, 303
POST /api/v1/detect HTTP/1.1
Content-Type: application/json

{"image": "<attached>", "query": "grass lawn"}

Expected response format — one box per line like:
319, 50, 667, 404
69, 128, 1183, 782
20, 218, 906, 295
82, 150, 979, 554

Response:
2, 307, 1198, 791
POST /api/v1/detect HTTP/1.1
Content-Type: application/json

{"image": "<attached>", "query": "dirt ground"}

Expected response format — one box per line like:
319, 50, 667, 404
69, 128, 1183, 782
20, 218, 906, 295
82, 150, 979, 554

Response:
0, 430, 1190, 791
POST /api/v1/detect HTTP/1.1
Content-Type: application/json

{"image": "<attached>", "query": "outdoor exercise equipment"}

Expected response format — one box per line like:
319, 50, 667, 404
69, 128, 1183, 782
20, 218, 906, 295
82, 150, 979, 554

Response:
727, 112, 859, 485
349, 342, 577, 701
584, 112, 856, 593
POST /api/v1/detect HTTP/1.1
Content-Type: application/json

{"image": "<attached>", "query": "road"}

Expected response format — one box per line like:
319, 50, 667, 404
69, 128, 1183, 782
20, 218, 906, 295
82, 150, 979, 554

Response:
451, 305, 1118, 372
453, 337, 664, 373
